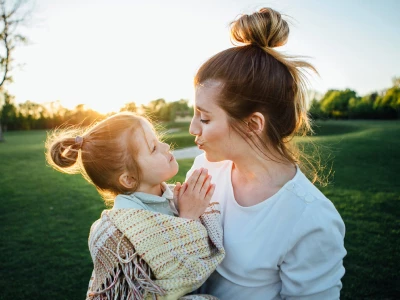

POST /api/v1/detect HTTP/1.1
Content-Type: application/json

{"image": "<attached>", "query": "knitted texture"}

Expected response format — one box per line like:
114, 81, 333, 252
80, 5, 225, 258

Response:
87, 202, 224, 300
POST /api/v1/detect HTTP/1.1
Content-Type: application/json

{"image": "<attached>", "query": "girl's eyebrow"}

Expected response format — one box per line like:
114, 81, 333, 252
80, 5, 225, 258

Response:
144, 139, 151, 152
142, 133, 153, 152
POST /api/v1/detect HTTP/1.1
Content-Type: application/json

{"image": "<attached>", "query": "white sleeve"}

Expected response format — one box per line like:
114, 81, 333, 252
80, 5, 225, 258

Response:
280, 200, 347, 300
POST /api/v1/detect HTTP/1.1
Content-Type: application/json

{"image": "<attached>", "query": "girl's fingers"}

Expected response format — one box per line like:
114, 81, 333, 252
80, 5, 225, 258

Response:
174, 182, 181, 191
174, 182, 181, 199
179, 182, 187, 198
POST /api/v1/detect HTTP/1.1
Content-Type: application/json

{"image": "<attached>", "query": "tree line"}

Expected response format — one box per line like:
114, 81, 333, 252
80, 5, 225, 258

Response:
1, 76, 400, 133
0, 95, 192, 132
1, 75, 399, 133
309, 77, 400, 120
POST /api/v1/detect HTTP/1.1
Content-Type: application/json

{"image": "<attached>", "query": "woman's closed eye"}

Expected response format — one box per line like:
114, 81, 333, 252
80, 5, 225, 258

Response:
200, 118, 210, 124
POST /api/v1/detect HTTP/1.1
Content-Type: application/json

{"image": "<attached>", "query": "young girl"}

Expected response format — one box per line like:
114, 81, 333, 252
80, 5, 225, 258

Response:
45, 112, 224, 300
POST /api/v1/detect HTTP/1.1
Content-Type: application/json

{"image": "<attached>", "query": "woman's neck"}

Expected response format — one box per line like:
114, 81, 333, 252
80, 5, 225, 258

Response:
231, 150, 296, 191
230, 153, 296, 207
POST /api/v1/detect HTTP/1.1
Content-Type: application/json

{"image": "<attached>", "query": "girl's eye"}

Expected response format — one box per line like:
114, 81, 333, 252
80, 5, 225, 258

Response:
200, 119, 210, 124
152, 145, 157, 152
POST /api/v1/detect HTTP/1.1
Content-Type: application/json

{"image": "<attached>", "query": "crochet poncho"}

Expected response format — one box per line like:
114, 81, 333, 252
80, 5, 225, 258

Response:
86, 202, 225, 300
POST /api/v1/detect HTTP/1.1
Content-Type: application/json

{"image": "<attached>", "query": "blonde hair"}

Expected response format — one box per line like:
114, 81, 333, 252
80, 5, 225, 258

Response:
45, 112, 145, 204
195, 7, 322, 183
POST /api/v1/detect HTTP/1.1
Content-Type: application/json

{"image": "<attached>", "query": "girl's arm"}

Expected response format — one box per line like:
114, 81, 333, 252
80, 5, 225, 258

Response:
174, 168, 215, 220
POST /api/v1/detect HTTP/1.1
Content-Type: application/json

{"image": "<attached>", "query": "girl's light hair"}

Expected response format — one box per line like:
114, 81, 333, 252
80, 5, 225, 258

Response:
45, 112, 145, 205
195, 7, 324, 184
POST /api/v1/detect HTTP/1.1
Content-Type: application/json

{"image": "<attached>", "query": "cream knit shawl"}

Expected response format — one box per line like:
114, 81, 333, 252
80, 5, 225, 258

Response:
86, 202, 224, 300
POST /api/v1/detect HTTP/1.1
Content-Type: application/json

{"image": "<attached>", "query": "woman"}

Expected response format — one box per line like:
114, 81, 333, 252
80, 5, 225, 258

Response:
187, 7, 346, 300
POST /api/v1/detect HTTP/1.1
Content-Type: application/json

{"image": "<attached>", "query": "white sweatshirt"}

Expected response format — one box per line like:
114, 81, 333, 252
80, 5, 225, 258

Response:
187, 154, 346, 300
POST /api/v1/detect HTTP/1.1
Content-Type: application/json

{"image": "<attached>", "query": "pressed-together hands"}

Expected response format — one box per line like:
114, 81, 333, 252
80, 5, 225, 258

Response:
174, 168, 215, 220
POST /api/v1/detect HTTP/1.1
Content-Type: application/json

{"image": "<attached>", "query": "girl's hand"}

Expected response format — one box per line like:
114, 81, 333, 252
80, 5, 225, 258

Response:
174, 168, 215, 220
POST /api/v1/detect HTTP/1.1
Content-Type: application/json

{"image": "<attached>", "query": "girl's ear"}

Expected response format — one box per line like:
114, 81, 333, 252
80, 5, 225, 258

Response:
246, 112, 265, 135
119, 172, 137, 189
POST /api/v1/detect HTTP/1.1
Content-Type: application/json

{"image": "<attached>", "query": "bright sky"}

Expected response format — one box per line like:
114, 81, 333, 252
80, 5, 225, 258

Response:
7, 0, 400, 114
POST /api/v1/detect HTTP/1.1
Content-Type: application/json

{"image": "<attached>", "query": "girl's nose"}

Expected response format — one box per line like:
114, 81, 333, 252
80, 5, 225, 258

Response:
163, 142, 170, 152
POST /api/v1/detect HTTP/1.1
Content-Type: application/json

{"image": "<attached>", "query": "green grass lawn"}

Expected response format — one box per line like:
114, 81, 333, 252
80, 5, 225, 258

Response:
0, 120, 399, 299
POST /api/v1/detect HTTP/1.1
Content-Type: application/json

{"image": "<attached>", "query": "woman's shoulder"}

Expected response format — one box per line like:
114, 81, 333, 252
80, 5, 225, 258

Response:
283, 168, 330, 206
281, 168, 344, 229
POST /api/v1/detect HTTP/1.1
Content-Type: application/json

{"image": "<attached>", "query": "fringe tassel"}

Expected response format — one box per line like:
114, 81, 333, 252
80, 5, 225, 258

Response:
87, 234, 165, 300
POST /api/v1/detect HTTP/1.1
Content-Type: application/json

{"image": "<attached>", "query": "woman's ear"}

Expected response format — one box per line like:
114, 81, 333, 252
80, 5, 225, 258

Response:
246, 112, 265, 135
119, 172, 137, 189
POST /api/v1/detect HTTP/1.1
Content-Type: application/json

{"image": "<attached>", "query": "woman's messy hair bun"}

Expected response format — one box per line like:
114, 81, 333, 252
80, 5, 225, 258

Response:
230, 7, 289, 49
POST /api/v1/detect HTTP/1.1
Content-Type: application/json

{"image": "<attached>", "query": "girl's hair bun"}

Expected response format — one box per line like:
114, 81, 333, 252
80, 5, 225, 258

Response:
45, 128, 83, 174
230, 7, 289, 48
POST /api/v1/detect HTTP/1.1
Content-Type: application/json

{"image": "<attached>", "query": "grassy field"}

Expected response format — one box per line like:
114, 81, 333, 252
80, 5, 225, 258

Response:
0, 120, 399, 299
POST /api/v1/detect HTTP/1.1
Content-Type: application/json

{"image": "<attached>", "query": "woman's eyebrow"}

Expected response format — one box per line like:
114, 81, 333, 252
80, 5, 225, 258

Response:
196, 106, 211, 113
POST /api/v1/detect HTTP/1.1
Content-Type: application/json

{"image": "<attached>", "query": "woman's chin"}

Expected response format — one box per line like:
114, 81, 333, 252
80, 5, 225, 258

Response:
204, 152, 222, 163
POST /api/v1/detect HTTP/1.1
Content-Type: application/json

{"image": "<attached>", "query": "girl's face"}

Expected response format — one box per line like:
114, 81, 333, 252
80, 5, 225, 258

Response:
189, 81, 246, 162
135, 120, 179, 192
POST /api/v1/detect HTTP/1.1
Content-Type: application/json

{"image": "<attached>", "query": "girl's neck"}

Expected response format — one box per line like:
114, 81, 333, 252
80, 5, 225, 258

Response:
136, 183, 163, 196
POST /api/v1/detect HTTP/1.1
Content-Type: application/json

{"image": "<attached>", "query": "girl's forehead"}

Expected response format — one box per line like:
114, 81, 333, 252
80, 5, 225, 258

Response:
140, 119, 154, 131
138, 119, 157, 142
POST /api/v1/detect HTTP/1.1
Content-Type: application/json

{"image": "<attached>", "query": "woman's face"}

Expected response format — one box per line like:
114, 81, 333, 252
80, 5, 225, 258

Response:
189, 81, 245, 162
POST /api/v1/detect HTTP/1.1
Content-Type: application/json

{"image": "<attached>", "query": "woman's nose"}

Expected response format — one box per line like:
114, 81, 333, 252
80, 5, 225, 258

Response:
189, 117, 200, 136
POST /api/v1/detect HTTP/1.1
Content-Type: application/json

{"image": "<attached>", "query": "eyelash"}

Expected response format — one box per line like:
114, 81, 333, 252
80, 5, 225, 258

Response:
200, 118, 209, 124
152, 145, 157, 152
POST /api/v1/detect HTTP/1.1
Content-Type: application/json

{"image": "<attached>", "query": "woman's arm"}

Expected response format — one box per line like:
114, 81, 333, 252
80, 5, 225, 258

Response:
280, 200, 347, 300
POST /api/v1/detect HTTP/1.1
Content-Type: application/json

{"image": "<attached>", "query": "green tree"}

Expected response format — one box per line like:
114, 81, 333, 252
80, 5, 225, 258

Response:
372, 78, 400, 119
46, 100, 69, 128
320, 89, 358, 119
0, 90, 16, 130
120, 102, 137, 113
168, 99, 192, 120
374, 87, 400, 119
144, 98, 168, 121
386, 77, 400, 118
144, 99, 193, 122
0, 0, 32, 141
348, 93, 377, 119
64, 104, 104, 127
308, 98, 325, 120
17, 100, 44, 130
